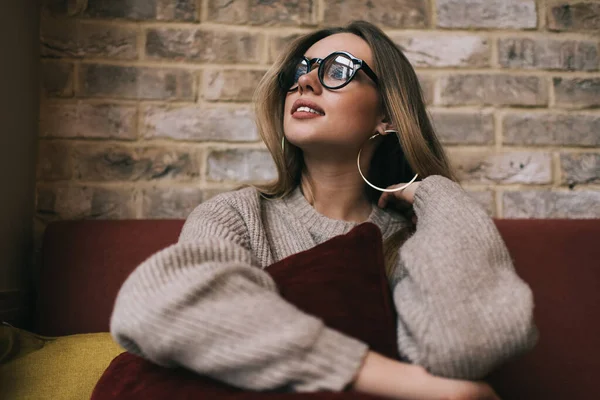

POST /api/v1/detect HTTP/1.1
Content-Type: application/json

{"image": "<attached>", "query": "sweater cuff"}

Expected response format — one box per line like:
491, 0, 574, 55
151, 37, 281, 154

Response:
412, 175, 468, 217
292, 327, 369, 392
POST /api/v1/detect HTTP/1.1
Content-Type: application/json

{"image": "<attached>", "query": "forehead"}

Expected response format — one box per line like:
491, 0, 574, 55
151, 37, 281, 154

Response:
305, 33, 373, 65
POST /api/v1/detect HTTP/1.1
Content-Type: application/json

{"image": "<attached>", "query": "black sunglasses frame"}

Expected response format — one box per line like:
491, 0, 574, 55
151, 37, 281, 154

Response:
284, 51, 379, 92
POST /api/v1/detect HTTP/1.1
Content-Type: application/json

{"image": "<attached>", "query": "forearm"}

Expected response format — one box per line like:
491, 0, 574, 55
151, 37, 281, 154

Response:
351, 351, 429, 399
392, 175, 537, 379
352, 351, 501, 400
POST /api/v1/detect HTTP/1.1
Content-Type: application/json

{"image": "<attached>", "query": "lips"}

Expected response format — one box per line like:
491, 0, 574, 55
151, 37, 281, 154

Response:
291, 99, 325, 116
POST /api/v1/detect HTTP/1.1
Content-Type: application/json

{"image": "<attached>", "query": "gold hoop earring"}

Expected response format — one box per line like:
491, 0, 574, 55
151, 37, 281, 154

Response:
281, 136, 285, 152
357, 129, 419, 193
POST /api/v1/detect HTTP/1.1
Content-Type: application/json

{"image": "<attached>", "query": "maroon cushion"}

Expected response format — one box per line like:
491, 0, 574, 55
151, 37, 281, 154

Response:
91, 222, 396, 399
488, 219, 600, 400
34, 220, 185, 336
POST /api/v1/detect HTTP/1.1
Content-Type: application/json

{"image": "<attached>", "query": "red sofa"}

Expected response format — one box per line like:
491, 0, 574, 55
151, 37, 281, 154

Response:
32, 219, 600, 400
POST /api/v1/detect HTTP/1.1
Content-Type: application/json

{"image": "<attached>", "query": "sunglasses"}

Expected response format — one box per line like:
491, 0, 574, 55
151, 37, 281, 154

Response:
280, 51, 379, 92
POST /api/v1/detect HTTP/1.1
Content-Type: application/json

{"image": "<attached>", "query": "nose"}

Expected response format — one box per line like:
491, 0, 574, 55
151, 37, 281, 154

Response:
297, 68, 322, 95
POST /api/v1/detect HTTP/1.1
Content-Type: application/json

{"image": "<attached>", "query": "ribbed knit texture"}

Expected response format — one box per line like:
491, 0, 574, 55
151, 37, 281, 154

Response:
110, 175, 538, 392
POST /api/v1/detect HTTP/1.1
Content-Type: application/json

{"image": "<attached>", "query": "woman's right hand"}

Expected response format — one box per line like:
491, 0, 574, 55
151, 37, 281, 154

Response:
419, 373, 500, 400
351, 351, 501, 400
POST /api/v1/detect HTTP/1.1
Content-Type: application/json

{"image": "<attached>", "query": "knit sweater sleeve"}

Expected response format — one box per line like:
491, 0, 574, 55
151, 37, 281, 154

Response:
109, 195, 368, 392
391, 175, 538, 380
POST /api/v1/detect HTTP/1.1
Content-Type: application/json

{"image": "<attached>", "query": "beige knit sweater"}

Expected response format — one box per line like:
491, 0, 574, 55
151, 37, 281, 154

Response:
110, 175, 537, 392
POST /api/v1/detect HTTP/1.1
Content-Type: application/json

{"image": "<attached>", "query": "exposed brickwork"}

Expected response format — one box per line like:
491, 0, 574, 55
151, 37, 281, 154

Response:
40, 103, 138, 140
560, 153, 600, 186
439, 75, 549, 106
503, 190, 600, 218
323, 0, 429, 28
449, 150, 553, 184
547, 1, 600, 32
146, 28, 263, 63
437, 0, 537, 29
553, 77, 600, 108
142, 187, 205, 218
79, 64, 195, 100
37, 0, 600, 220
207, 0, 316, 26
207, 149, 277, 183
503, 112, 600, 147
498, 38, 599, 71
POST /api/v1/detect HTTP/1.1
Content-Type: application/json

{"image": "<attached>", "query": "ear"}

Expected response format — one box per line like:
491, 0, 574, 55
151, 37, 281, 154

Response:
375, 114, 395, 136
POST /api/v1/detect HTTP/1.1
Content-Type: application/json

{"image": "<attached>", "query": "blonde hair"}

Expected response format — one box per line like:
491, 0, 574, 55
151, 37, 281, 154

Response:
252, 21, 457, 275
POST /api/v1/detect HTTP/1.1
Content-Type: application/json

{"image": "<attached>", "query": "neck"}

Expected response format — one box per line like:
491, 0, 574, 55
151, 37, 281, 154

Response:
301, 154, 372, 223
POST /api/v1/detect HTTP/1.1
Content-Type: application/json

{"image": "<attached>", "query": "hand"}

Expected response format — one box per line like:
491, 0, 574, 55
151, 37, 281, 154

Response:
421, 373, 501, 400
377, 181, 420, 209
396, 367, 501, 400
377, 182, 421, 224
351, 352, 501, 400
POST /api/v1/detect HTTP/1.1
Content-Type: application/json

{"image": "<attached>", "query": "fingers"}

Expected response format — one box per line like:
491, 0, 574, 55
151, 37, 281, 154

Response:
378, 192, 390, 208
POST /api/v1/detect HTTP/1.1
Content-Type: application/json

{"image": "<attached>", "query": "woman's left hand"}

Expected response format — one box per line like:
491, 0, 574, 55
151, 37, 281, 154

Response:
377, 182, 421, 224
378, 182, 420, 208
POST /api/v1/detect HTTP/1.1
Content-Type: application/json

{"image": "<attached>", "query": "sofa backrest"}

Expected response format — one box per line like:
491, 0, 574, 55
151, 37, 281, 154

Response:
34, 219, 184, 337
33, 218, 600, 400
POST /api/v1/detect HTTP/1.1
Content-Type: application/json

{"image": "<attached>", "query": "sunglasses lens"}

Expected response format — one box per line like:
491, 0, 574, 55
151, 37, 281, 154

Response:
287, 59, 309, 91
321, 54, 354, 89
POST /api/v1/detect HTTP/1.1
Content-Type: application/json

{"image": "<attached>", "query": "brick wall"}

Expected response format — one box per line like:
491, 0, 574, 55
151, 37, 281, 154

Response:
37, 0, 600, 239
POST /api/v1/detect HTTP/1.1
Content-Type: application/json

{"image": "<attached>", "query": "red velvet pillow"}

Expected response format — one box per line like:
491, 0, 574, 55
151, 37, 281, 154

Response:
92, 223, 398, 399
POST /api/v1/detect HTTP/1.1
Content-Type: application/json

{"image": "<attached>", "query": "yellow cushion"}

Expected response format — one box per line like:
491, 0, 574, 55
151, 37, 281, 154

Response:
0, 324, 124, 400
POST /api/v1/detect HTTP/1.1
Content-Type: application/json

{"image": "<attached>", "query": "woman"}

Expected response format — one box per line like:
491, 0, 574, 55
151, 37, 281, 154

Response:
110, 21, 537, 400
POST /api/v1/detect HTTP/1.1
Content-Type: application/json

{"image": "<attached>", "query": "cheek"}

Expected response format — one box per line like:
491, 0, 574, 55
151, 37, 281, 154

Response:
334, 89, 380, 132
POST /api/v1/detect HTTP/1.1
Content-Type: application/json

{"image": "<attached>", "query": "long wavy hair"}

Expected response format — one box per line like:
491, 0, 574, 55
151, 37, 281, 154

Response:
252, 21, 457, 275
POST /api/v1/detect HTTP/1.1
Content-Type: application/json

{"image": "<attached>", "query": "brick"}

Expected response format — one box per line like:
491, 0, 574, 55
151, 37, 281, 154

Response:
548, 1, 600, 32
79, 64, 195, 100
43, 0, 84, 16
560, 153, 600, 186
269, 33, 304, 63
437, 0, 537, 29
146, 28, 262, 63
143, 105, 258, 142
439, 75, 548, 106
41, 18, 137, 59
466, 190, 496, 216
503, 190, 600, 218
207, 0, 315, 25
449, 150, 552, 184
498, 38, 599, 71
323, 0, 428, 28
417, 74, 434, 105
142, 187, 204, 218
201, 188, 235, 201
155, 0, 197, 21
393, 34, 490, 67
36, 185, 137, 220
554, 77, 600, 108
203, 69, 265, 102
429, 110, 495, 145
41, 62, 73, 97
207, 149, 276, 183
72, 144, 200, 181
36, 141, 72, 181
82, 0, 197, 21
40, 103, 137, 140
503, 112, 600, 146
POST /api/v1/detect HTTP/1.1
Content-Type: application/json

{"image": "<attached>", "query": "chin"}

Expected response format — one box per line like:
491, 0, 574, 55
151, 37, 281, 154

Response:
284, 121, 324, 144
